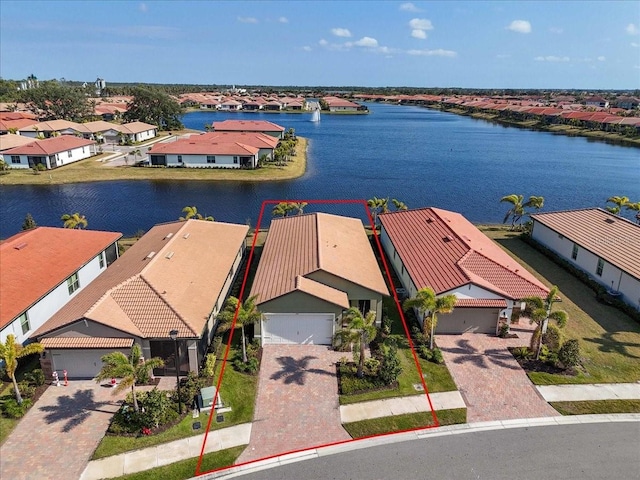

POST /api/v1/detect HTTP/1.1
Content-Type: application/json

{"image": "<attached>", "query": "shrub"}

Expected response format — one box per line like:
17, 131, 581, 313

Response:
558, 339, 581, 368
381, 316, 392, 336
111, 389, 178, 434
363, 357, 380, 377
431, 348, 444, 364
175, 372, 205, 408
2, 398, 32, 418
542, 324, 563, 352
411, 326, 430, 347
203, 353, 216, 378
378, 344, 402, 385
417, 345, 432, 361
211, 335, 224, 357
512, 346, 531, 359
16, 381, 35, 400
24, 369, 45, 387
233, 357, 259, 374
498, 323, 510, 338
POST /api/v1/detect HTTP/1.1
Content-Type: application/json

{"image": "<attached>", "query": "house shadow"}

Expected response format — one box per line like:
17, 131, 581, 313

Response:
271, 356, 333, 385
38, 388, 113, 433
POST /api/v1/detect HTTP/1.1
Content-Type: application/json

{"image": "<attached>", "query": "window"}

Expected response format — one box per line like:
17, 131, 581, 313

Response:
67, 150, 72, 158
177, 155, 183, 163
98, 253, 104, 269
19, 312, 30, 335
233, 156, 238, 164
596, 258, 604, 277
67, 272, 80, 295
207, 155, 216, 164
11, 155, 21, 164
571, 243, 578, 260
358, 300, 371, 315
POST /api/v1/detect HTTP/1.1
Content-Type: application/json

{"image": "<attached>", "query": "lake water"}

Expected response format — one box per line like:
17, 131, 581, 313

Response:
1, 103, 638, 237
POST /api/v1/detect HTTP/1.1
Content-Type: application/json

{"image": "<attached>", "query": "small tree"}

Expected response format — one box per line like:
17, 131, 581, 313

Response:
61, 212, 88, 229
605, 196, 629, 215
0, 335, 44, 404
391, 199, 408, 211
22, 213, 37, 230
179, 205, 214, 221
404, 287, 456, 349
520, 286, 568, 359
334, 308, 378, 378
558, 339, 581, 368
501, 194, 544, 230
216, 295, 262, 363
378, 343, 402, 385
367, 196, 389, 227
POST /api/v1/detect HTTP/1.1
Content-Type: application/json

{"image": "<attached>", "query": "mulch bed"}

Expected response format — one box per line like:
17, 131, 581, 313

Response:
508, 348, 576, 376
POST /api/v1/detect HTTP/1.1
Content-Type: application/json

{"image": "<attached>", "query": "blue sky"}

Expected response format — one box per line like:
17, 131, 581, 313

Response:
1, 1, 639, 89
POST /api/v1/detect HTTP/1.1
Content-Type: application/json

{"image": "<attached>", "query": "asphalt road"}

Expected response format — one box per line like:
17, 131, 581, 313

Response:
231, 422, 640, 480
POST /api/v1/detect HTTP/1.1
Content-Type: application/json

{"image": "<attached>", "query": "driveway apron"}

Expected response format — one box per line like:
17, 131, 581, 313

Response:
436, 324, 559, 423
1, 380, 123, 480
236, 345, 350, 464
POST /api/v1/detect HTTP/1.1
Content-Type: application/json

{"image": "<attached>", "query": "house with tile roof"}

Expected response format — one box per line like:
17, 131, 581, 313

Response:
2, 135, 97, 169
18, 120, 88, 138
249, 213, 389, 345
34, 219, 249, 379
379, 208, 549, 334
117, 121, 157, 143
0, 227, 121, 346
0, 133, 38, 152
531, 208, 640, 310
148, 137, 260, 168
212, 120, 285, 139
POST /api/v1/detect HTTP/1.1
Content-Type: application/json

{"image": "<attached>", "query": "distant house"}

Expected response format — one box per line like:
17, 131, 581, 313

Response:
78, 120, 123, 144
0, 227, 121, 345
0, 134, 38, 153
584, 96, 609, 108
531, 208, 640, 310
3, 136, 96, 169
263, 100, 283, 111
323, 97, 362, 112
19, 120, 88, 139
615, 97, 640, 110
212, 120, 285, 139
148, 137, 260, 168
34, 220, 249, 379
117, 121, 157, 143
219, 99, 243, 111
379, 208, 549, 334
250, 213, 389, 345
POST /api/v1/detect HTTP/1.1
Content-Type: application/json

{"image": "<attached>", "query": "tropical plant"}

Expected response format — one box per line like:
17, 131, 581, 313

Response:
334, 308, 378, 378
605, 196, 629, 215
130, 148, 141, 163
216, 295, 262, 363
271, 202, 295, 217
290, 202, 308, 215
179, 205, 214, 221
0, 335, 44, 404
391, 199, 408, 211
500, 194, 544, 230
558, 339, 581, 368
624, 201, 640, 224
22, 213, 37, 230
519, 285, 568, 359
403, 287, 456, 349
0, 158, 9, 171
95, 344, 164, 413
61, 212, 88, 229
367, 196, 389, 226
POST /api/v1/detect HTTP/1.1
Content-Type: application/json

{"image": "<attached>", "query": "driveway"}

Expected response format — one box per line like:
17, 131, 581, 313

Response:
236, 345, 350, 464
436, 323, 559, 423
0, 380, 123, 480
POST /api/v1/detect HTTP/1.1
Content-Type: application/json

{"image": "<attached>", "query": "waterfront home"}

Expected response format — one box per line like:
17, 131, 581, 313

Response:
249, 213, 389, 345
219, 99, 243, 111
615, 96, 640, 110
3, 135, 96, 169
212, 119, 285, 139
531, 208, 640, 310
148, 137, 260, 168
117, 121, 158, 143
379, 208, 549, 334
0, 227, 121, 346
195, 131, 279, 162
584, 96, 610, 109
322, 96, 362, 112
0, 133, 38, 152
34, 219, 249, 379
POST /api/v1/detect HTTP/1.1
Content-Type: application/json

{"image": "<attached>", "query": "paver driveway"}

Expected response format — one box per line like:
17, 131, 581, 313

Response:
236, 345, 350, 464
0, 380, 123, 480
436, 323, 559, 423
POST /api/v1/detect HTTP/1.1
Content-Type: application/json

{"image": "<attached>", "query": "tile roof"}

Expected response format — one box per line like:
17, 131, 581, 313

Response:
34, 220, 249, 339
19, 120, 87, 133
294, 276, 350, 308
250, 213, 389, 305
212, 120, 285, 132
455, 298, 508, 308
0, 118, 38, 131
80, 121, 122, 133
379, 208, 549, 300
531, 208, 640, 280
0, 133, 38, 151
40, 337, 134, 349
148, 140, 259, 156
0, 227, 122, 328
118, 121, 157, 134
195, 131, 279, 149
2, 136, 95, 156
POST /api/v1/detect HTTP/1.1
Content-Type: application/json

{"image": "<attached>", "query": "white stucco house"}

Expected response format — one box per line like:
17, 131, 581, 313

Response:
531, 208, 640, 310
0, 227, 121, 346
2, 135, 97, 169
118, 121, 158, 143
148, 137, 260, 168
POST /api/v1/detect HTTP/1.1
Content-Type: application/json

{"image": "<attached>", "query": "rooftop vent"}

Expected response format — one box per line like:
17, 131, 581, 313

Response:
605, 218, 615, 224
165, 233, 174, 240
183, 233, 190, 239
14, 242, 28, 250
165, 251, 174, 259
146, 251, 156, 259
443, 235, 454, 242
427, 217, 435, 223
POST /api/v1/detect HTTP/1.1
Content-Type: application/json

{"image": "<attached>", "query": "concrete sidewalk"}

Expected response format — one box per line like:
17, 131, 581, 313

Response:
537, 382, 640, 402
80, 423, 251, 480
340, 391, 465, 423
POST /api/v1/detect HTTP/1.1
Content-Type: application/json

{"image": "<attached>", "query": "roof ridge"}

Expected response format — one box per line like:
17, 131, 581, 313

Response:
139, 274, 198, 336
314, 212, 322, 270
85, 274, 140, 317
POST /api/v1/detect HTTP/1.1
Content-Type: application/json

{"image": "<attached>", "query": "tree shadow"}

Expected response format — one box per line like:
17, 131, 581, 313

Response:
38, 388, 114, 433
271, 356, 334, 385
440, 338, 522, 370
584, 332, 640, 360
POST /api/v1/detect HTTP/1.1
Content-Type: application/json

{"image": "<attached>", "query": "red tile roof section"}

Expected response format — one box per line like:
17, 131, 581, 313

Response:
454, 298, 508, 308
40, 337, 134, 349
3, 136, 95, 156
148, 140, 259, 156
212, 120, 285, 132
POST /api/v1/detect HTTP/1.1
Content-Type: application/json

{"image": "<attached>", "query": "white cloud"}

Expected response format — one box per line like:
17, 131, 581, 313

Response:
535, 55, 570, 62
319, 39, 328, 46
278, 16, 288, 23
139, 3, 148, 13
627, 23, 639, 35
411, 29, 427, 39
549, 27, 563, 34
631, 42, 639, 48
408, 48, 457, 57
507, 20, 532, 34
331, 28, 352, 37
400, 2, 421, 12
597, 56, 606, 61
302, 46, 312, 51
237, 16, 258, 24
409, 18, 434, 30
354, 36, 378, 47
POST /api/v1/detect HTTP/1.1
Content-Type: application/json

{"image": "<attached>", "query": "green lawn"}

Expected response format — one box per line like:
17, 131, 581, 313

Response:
113, 445, 246, 480
92, 350, 257, 459
550, 400, 640, 415
0, 384, 19, 445
482, 228, 640, 385
342, 408, 467, 439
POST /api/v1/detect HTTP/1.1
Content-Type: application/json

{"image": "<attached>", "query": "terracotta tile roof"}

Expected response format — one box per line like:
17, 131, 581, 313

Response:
250, 213, 389, 305
379, 208, 549, 300
34, 220, 249, 339
40, 337, 134, 349
2, 136, 95, 156
455, 298, 507, 308
531, 208, 640, 280
80, 121, 122, 133
0, 227, 122, 329
0, 118, 38, 131
19, 120, 87, 133
196, 131, 279, 149
294, 276, 350, 308
0, 133, 38, 151
118, 121, 157, 134
148, 140, 259, 156
212, 120, 285, 132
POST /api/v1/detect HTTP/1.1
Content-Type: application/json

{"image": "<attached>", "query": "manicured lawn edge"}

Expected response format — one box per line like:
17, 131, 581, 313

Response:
550, 400, 640, 416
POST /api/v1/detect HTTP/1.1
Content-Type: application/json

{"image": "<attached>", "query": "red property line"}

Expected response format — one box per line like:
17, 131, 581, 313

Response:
195, 199, 439, 477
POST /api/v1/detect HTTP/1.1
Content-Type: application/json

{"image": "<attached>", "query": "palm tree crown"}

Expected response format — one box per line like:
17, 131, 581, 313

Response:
179, 205, 214, 221
61, 212, 88, 229
216, 295, 262, 363
403, 287, 456, 349
0, 335, 44, 404
335, 308, 378, 378
519, 285, 568, 358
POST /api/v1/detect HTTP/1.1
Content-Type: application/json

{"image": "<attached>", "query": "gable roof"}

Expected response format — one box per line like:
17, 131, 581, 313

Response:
118, 121, 157, 134
0, 133, 38, 151
148, 139, 259, 156
19, 120, 87, 133
212, 119, 285, 132
34, 220, 249, 339
2, 136, 95, 156
0, 227, 122, 328
379, 208, 549, 299
250, 213, 389, 305
531, 208, 640, 280
195, 131, 279, 149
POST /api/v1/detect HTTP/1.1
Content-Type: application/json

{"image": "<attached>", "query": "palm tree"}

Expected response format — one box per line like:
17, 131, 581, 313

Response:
216, 295, 262, 363
335, 308, 377, 378
624, 201, 640, 224
403, 287, 457, 349
61, 212, 88, 229
290, 202, 308, 215
271, 202, 295, 217
131, 148, 141, 163
391, 199, 408, 211
367, 196, 389, 227
179, 206, 214, 221
519, 285, 568, 360
501, 194, 544, 230
605, 196, 629, 215
95, 343, 164, 413
0, 335, 44, 404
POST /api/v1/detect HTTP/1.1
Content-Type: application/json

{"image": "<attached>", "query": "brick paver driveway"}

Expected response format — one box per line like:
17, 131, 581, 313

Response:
1, 380, 123, 480
236, 345, 350, 464
436, 323, 559, 423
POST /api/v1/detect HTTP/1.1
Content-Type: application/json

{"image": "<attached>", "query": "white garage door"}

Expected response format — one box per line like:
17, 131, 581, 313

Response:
51, 349, 127, 379
436, 308, 499, 334
262, 313, 334, 345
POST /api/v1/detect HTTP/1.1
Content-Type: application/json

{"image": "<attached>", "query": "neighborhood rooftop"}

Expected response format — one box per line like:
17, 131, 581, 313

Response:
212, 119, 285, 132
2, 135, 95, 155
